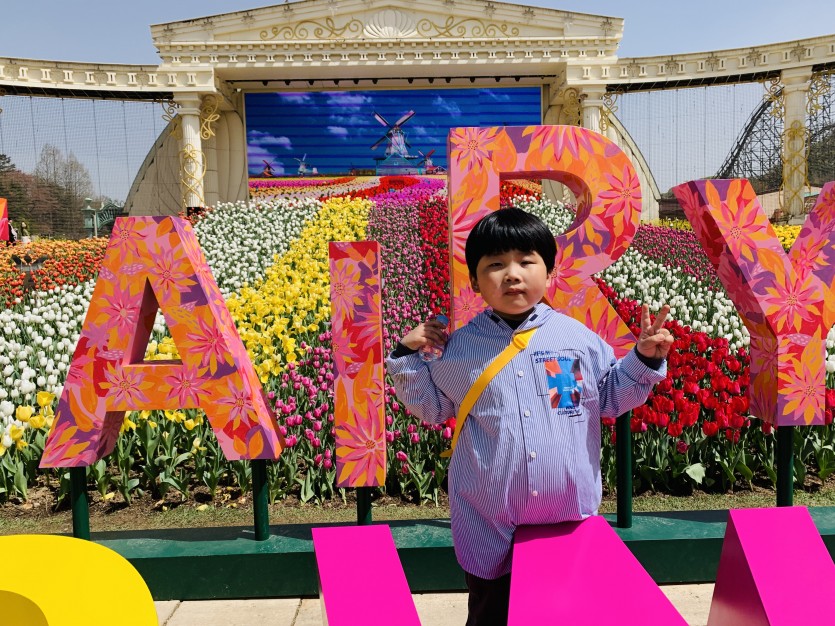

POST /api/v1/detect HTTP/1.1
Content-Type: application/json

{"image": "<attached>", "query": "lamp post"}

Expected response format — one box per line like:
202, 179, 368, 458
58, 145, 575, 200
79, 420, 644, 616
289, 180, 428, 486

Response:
81, 197, 98, 238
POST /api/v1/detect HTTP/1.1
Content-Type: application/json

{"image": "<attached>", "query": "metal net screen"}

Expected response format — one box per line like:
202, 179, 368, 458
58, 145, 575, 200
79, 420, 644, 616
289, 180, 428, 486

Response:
0, 95, 164, 239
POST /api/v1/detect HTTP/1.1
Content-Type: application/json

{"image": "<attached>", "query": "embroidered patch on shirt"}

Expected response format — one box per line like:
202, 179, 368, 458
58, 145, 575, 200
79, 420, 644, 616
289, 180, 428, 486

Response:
544, 356, 583, 413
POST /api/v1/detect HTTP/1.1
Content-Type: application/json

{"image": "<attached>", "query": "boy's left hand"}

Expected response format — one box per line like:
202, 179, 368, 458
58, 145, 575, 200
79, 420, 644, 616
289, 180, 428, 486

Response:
636, 304, 674, 359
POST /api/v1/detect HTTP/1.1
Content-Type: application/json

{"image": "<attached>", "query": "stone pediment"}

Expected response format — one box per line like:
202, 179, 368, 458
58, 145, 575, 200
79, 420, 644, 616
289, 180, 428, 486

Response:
151, 0, 623, 45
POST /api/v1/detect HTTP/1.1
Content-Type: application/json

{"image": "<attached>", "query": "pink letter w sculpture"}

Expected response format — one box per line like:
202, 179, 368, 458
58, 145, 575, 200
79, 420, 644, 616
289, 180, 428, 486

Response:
329, 242, 386, 487
41, 216, 283, 467
673, 181, 835, 425
448, 125, 641, 355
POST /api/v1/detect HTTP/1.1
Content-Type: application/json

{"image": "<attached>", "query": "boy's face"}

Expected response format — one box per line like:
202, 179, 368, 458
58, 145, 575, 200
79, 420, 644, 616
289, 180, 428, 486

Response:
470, 249, 550, 320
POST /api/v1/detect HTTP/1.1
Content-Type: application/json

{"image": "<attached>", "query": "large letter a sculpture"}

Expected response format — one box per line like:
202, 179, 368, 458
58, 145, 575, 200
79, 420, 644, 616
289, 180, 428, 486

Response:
41, 216, 283, 467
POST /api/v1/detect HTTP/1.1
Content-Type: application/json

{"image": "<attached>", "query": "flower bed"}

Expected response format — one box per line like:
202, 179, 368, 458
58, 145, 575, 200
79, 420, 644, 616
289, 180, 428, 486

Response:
1, 176, 834, 506
0, 239, 107, 308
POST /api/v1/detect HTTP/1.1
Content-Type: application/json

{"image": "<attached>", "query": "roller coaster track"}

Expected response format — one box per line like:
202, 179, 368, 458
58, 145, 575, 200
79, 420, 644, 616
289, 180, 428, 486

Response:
716, 73, 835, 192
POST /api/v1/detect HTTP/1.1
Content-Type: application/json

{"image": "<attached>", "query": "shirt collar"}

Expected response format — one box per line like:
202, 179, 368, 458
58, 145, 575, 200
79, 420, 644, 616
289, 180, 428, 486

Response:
483, 302, 552, 332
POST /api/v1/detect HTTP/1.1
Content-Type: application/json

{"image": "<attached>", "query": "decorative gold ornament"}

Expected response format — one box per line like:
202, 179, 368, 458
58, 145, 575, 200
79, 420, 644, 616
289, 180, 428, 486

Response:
415, 16, 519, 38
704, 55, 721, 71
199, 94, 221, 141
559, 88, 583, 127
780, 119, 810, 215
807, 69, 833, 117
599, 89, 622, 133
790, 43, 807, 61
162, 99, 182, 140
180, 143, 206, 209
762, 76, 784, 121
260, 17, 363, 40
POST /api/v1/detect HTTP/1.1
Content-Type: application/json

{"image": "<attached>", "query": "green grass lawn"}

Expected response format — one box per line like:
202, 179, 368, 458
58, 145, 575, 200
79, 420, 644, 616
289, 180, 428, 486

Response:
2, 483, 835, 536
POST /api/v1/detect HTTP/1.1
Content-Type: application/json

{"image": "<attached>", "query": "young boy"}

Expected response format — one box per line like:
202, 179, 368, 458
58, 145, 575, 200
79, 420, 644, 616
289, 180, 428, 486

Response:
386, 208, 673, 626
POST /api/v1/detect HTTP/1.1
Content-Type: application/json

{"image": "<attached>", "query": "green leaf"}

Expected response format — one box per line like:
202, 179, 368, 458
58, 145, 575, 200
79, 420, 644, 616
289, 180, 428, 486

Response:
684, 463, 705, 485
13, 460, 28, 500
764, 465, 777, 487
737, 462, 753, 483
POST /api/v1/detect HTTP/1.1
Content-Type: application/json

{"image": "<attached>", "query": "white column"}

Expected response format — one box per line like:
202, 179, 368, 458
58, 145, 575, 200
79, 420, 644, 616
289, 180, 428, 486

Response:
174, 94, 205, 210
781, 68, 812, 218
582, 94, 604, 134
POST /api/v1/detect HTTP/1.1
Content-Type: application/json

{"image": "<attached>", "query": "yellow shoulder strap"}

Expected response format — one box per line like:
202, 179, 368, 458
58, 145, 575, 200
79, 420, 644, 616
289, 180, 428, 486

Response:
440, 327, 537, 459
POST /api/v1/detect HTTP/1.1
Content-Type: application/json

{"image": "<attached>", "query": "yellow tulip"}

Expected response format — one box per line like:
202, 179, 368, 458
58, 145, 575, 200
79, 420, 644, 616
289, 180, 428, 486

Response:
36, 391, 56, 408
29, 414, 46, 430
9, 425, 25, 441
15, 406, 34, 423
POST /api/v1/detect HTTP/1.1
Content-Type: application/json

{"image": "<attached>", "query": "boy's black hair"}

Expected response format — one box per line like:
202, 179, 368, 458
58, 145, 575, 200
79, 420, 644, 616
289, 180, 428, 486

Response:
465, 208, 557, 277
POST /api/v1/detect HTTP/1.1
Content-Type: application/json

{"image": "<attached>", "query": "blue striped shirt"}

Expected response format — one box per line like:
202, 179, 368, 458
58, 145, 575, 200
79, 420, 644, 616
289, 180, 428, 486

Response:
386, 303, 666, 579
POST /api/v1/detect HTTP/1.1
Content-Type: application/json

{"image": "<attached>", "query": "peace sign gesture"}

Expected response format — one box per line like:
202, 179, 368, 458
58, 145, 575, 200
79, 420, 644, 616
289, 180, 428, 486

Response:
636, 304, 674, 360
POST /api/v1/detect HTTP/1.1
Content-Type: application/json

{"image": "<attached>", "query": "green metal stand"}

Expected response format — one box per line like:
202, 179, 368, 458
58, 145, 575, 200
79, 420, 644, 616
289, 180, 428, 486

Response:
252, 459, 270, 540
356, 487, 372, 525
69, 466, 90, 540
616, 411, 633, 528
777, 425, 794, 507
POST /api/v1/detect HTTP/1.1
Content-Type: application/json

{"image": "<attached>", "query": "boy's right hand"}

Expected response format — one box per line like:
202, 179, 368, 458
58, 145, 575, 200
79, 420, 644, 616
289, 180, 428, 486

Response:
400, 319, 448, 351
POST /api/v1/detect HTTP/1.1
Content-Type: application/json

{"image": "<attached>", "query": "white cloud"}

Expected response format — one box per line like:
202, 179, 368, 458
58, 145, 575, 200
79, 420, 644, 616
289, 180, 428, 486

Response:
484, 89, 511, 102
324, 92, 372, 109
432, 96, 462, 119
278, 93, 313, 104
330, 114, 372, 126
248, 130, 293, 149
327, 126, 350, 139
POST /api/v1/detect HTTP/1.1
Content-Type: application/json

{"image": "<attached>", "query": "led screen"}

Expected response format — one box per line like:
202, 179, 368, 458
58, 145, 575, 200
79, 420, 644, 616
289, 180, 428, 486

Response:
244, 87, 541, 176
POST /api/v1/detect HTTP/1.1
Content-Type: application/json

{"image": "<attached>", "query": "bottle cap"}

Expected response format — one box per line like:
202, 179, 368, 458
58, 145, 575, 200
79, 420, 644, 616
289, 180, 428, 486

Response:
435, 314, 449, 326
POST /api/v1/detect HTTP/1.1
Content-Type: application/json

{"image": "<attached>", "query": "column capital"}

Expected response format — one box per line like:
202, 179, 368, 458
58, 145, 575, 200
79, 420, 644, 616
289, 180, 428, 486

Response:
173, 93, 204, 116
781, 67, 813, 89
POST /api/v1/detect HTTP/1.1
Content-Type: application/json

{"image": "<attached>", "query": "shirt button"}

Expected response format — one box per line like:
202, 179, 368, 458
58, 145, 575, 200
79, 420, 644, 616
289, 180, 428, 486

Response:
530, 451, 537, 459
517, 370, 524, 377
524, 410, 531, 417
531, 490, 539, 497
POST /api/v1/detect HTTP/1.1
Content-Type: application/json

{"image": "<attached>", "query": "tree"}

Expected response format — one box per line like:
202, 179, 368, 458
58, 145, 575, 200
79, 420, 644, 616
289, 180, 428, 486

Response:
61, 153, 93, 207
32, 144, 94, 238
33, 144, 64, 187
0, 153, 16, 173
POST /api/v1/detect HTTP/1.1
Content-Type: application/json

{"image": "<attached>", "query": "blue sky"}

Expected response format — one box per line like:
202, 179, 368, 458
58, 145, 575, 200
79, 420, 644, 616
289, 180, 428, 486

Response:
2, 1, 834, 63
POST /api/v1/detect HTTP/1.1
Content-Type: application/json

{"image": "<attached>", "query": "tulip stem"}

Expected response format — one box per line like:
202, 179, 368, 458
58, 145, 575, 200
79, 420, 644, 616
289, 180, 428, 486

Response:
252, 459, 270, 540
69, 466, 90, 540
616, 411, 633, 528
357, 487, 372, 525
776, 426, 794, 507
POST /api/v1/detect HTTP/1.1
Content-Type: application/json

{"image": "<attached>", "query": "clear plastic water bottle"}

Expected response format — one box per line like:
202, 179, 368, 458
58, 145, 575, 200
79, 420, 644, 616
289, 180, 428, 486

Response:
419, 314, 450, 362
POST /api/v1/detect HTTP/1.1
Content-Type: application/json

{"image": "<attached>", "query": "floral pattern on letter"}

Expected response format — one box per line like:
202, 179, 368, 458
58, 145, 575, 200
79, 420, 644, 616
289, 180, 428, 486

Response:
41, 216, 283, 467
329, 242, 385, 487
673, 179, 835, 426
0, 198, 8, 241
447, 125, 642, 356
